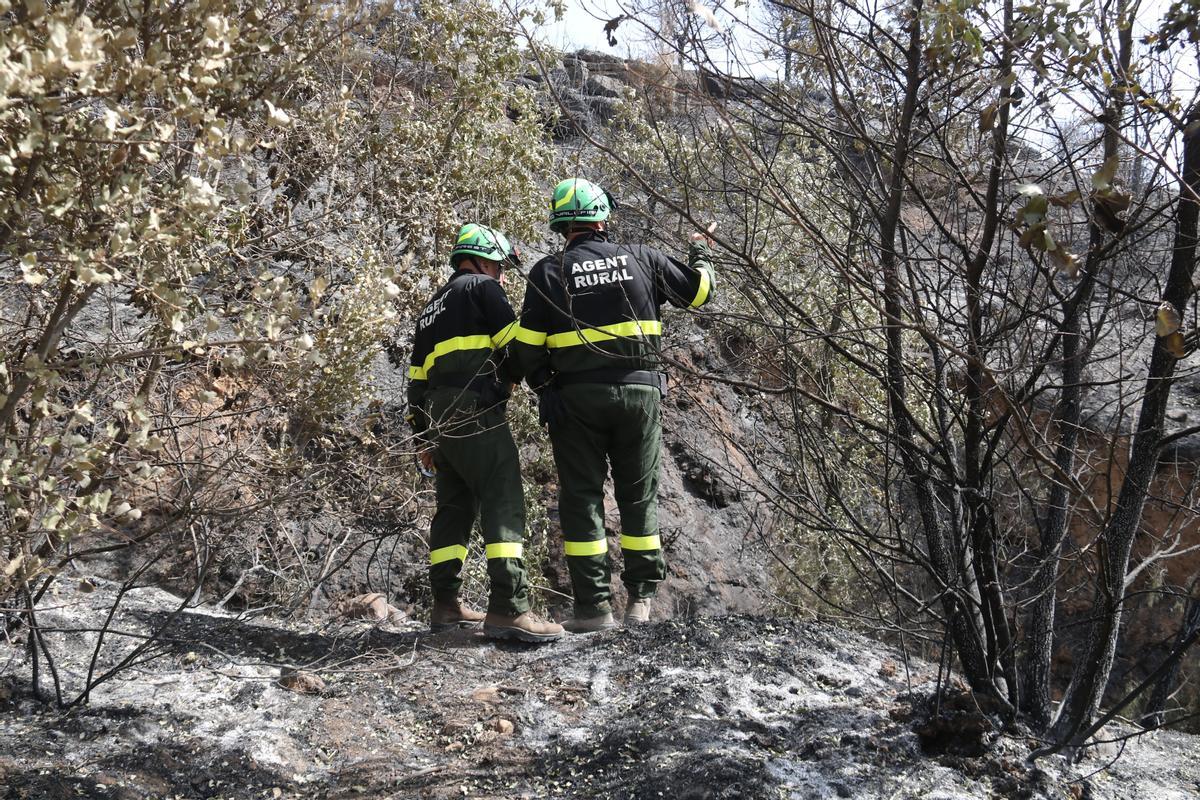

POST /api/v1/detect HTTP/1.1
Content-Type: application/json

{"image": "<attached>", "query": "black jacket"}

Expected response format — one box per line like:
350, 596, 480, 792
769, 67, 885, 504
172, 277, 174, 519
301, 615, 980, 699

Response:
406, 269, 521, 438
511, 231, 715, 385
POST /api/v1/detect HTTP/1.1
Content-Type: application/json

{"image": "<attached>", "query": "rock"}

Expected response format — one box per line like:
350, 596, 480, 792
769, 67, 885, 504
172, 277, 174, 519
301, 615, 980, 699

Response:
914, 710, 994, 757
340, 592, 403, 623
492, 718, 515, 735
562, 56, 588, 84
544, 88, 596, 141
472, 686, 501, 703
585, 74, 625, 99
278, 667, 326, 695
574, 48, 625, 68
587, 95, 622, 124
544, 66, 570, 87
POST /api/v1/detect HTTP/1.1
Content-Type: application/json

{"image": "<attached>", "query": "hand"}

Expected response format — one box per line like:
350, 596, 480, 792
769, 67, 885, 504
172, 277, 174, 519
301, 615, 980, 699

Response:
418, 447, 436, 476
690, 222, 716, 248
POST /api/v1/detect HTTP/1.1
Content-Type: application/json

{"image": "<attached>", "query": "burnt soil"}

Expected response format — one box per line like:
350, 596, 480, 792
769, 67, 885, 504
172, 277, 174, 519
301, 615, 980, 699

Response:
2, 584, 1199, 799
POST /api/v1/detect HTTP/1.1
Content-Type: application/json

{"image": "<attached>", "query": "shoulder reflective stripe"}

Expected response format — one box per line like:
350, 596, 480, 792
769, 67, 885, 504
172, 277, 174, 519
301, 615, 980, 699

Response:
492, 321, 520, 348
564, 539, 608, 557
690, 268, 711, 308
486, 542, 524, 559
409, 365, 428, 380
514, 325, 547, 346
620, 534, 661, 551
430, 544, 468, 565
554, 184, 576, 209
545, 320, 663, 349
419, 334, 494, 374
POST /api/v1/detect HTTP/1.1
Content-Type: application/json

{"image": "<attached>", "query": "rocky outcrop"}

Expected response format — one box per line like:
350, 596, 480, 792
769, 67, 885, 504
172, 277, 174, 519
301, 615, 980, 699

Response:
518, 49, 723, 140
496, 326, 776, 621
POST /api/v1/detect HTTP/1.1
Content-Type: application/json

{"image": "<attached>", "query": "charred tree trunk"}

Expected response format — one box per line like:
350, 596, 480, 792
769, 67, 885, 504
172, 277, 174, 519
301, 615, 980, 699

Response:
1140, 582, 1200, 728
961, 0, 1018, 708
876, 0, 992, 693
1052, 103, 1200, 745
1022, 11, 1134, 728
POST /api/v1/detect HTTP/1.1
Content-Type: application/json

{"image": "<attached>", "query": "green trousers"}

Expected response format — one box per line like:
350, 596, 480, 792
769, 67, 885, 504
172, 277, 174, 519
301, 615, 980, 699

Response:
549, 383, 666, 618
425, 387, 530, 615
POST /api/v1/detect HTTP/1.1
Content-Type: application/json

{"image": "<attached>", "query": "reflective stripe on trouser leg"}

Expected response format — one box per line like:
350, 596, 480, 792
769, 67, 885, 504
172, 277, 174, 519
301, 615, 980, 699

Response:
469, 419, 529, 616
484, 540, 530, 616
427, 448, 478, 605
561, 537, 611, 619
609, 385, 666, 600
427, 389, 531, 615
549, 390, 613, 617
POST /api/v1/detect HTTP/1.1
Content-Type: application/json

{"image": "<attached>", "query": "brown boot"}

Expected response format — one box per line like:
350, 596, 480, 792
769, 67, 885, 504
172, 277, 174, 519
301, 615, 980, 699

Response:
430, 600, 486, 632
624, 599, 651, 626
483, 611, 565, 643
562, 611, 617, 634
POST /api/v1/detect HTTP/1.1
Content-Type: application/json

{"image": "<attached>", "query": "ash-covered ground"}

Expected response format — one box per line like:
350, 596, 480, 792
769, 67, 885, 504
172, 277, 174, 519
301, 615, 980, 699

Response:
2, 583, 1198, 800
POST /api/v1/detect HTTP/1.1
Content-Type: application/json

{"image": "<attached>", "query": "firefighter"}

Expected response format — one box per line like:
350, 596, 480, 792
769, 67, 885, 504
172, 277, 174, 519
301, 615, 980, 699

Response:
407, 223, 565, 643
510, 178, 716, 632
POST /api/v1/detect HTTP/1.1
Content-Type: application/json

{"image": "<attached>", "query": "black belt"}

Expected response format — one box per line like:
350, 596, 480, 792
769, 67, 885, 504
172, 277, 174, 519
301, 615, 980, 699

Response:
428, 372, 509, 400
555, 368, 665, 394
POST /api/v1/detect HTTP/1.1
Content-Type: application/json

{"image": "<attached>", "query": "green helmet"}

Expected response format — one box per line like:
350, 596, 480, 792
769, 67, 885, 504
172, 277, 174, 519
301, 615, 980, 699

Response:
449, 223, 521, 268
548, 177, 616, 232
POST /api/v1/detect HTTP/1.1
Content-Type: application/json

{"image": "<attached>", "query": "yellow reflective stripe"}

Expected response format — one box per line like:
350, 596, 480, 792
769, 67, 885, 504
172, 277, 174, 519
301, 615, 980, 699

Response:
620, 534, 661, 551
430, 544, 468, 565
457, 224, 479, 243
492, 321, 520, 348
554, 184, 576, 209
486, 542, 523, 559
419, 334, 493, 375
690, 269, 711, 308
514, 325, 547, 346
545, 320, 663, 349
564, 539, 607, 557
409, 365, 427, 380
